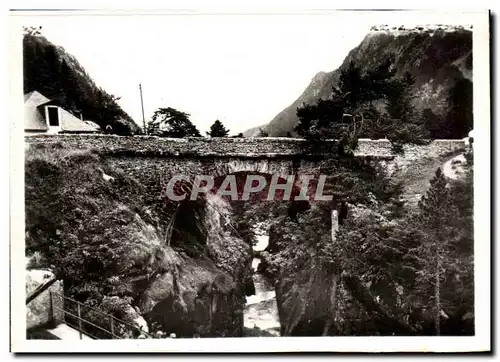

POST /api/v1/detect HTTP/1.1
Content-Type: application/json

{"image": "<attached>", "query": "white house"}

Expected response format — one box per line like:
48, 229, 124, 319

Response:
24, 91, 101, 134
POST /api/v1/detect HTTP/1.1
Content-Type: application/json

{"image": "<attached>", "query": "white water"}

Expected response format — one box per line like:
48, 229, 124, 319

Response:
243, 226, 281, 336
254, 234, 269, 252
200, 198, 281, 336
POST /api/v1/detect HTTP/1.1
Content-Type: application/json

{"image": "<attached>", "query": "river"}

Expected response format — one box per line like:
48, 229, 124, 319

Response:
243, 225, 281, 336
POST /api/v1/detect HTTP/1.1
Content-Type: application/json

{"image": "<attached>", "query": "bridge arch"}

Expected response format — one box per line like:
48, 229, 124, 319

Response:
209, 159, 292, 180
25, 135, 469, 249
165, 170, 312, 255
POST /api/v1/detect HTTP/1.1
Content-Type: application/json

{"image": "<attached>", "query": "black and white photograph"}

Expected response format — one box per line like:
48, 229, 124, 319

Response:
9, 7, 490, 353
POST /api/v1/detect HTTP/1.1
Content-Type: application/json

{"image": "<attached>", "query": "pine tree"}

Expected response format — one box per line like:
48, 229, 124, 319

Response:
258, 128, 269, 137
43, 44, 63, 98
149, 107, 201, 138
446, 78, 473, 138
60, 59, 78, 110
363, 57, 397, 103
294, 57, 402, 144
336, 61, 365, 111
422, 108, 447, 139
386, 71, 416, 121
417, 167, 453, 335
206, 120, 230, 137
419, 168, 451, 219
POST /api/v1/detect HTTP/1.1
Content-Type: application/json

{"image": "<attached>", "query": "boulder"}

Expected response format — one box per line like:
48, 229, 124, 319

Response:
26, 269, 64, 330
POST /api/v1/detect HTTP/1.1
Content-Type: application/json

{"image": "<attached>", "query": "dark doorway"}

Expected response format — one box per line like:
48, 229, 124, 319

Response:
47, 107, 59, 126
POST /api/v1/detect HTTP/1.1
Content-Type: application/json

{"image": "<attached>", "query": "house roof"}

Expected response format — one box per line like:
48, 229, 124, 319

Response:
83, 120, 102, 131
24, 90, 50, 106
24, 91, 101, 133
58, 108, 100, 132
24, 105, 48, 131
24, 91, 51, 131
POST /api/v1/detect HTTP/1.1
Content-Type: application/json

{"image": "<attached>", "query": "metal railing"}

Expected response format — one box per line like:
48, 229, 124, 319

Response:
49, 292, 153, 340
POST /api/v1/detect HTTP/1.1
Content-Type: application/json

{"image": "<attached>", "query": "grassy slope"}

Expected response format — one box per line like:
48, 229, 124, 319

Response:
25, 143, 174, 298
394, 148, 467, 204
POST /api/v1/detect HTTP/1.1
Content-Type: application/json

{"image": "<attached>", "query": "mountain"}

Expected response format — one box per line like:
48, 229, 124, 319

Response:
242, 125, 264, 138
248, 25, 473, 138
23, 28, 140, 135
243, 71, 331, 138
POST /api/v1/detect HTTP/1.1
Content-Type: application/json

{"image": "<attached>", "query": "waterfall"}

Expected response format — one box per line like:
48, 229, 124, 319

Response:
165, 193, 281, 336
243, 223, 281, 336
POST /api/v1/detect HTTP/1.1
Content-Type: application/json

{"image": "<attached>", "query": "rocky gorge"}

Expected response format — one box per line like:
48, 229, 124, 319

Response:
24, 144, 257, 338
243, 223, 281, 336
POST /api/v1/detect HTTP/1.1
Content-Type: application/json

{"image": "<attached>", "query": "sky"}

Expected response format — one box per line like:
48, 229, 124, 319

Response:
14, 11, 478, 135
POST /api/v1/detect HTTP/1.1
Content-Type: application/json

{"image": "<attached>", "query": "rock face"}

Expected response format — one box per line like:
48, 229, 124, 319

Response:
140, 255, 248, 337
139, 195, 252, 337
247, 26, 472, 137
26, 269, 64, 330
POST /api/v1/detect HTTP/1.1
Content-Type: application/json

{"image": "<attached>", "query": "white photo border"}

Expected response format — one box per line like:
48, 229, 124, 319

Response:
9, 8, 491, 353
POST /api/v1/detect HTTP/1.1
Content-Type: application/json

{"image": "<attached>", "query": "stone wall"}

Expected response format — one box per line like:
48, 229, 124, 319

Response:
25, 135, 467, 203
26, 270, 64, 330
108, 157, 296, 186
355, 138, 466, 159
25, 134, 309, 158
25, 134, 466, 159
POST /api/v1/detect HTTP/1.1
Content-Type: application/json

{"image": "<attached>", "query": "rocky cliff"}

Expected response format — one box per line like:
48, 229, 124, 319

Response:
248, 25, 472, 137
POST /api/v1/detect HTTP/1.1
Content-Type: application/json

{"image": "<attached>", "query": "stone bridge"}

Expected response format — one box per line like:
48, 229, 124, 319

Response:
25, 134, 467, 240
25, 134, 467, 200
25, 134, 466, 174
